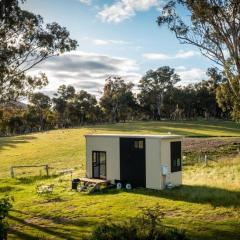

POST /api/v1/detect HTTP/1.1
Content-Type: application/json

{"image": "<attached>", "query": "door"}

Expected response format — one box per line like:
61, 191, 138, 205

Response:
92, 151, 106, 179
120, 138, 146, 187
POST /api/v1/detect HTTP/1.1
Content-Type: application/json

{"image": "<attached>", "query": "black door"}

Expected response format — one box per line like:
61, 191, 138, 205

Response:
120, 138, 146, 187
92, 151, 106, 179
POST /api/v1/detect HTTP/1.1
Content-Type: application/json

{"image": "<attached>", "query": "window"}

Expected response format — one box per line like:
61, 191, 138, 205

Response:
134, 140, 144, 149
170, 141, 182, 172
92, 151, 106, 179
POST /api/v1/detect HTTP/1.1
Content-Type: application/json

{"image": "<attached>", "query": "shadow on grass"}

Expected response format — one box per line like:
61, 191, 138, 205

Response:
0, 135, 36, 150
0, 186, 15, 192
9, 228, 38, 240
189, 221, 240, 240
133, 185, 240, 208
16, 175, 59, 185
91, 184, 240, 208
9, 211, 96, 240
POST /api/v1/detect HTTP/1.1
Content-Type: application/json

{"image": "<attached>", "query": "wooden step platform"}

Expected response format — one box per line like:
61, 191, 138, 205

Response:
78, 178, 109, 193
79, 177, 108, 184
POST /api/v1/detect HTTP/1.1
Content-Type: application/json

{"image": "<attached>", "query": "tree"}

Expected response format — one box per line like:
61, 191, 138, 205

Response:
29, 92, 51, 131
0, 0, 77, 103
100, 76, 135, 122
138, 66, 180, 120
52, 85, 75, 127
157, 0, 240, 119
71, 90, 98, 125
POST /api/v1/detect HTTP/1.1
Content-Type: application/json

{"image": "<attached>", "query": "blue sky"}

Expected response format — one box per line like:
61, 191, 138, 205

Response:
22, 0, 214, 95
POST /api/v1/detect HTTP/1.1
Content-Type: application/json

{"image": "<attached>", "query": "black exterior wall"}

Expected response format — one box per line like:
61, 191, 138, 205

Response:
120, 138, 146, 187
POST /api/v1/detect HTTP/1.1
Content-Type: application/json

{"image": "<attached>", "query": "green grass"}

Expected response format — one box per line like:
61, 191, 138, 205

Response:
0, 120, 240, 239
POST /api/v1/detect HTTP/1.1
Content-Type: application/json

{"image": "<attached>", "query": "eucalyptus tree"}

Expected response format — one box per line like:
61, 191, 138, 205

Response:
157, 0, 240, 119
100, 76, 135, 122
138, 66, 180, 120
0, 0, 77, 103
29, 92, 51, 131
52, 85, 75, 127
72, 90, 98, 125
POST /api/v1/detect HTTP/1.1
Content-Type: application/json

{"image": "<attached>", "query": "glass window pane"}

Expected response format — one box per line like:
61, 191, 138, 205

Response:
93, 152, 97, 162
139, 141, 144, 149
100, 164, 106, 178
100, 152, 106, 161
177, 158, 181, 167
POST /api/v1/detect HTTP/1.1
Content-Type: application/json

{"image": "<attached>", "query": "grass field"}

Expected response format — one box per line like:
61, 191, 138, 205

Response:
0, 120, 240, 239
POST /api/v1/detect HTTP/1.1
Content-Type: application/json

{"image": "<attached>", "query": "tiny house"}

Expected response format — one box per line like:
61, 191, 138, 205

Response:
85, 134, 183, 190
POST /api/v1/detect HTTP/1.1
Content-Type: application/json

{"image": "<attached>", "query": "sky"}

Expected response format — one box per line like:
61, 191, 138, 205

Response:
22, 0, 215, 96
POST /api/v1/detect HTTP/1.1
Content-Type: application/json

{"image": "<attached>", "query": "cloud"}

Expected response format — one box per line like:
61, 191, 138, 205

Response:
78, 0, 91, 5
176, 67, 206, 85
83, 37, 131, 46
98, 0, 162, 23
143, 50, 199, 60
143, 53, 171, 60
175, 50, 197, 58
29, 50, 140, 96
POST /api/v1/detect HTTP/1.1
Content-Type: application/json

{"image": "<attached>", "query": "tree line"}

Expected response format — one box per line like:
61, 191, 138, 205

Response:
0, 66, 227, 135
1, 0, 240, 135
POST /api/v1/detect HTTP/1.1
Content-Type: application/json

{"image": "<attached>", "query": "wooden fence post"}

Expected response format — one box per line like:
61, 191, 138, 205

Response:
204, 154, 208, 166
10, 167, 14, 178
46, 165, 49, 177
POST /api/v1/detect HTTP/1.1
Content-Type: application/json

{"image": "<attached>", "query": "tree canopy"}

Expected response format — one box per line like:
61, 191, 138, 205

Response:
0, 0, 77, 103
157, 0, 240, 119
138, 66, 180, 120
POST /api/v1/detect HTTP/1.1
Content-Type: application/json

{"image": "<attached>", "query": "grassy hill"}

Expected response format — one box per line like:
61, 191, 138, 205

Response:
0, 120, 240, 239
1, 120, 240, 178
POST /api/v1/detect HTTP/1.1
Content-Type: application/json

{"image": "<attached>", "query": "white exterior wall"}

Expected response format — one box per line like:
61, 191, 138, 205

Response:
145, 138, 161, 190
160, 138, 182, 188
85, 135, 182, 190
86, 136, 120, 182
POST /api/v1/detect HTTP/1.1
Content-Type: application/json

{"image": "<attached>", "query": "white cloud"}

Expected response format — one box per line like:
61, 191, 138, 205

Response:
29, 50, 140, 96
176, 67, 206, 85
143, 53, 171, 60
143, 50, 199, 60
93, 38, 130, 46
175, 50, 198, 58
99, 0, 162, 23
78, 0, 91, 5
82, 37, 131, 46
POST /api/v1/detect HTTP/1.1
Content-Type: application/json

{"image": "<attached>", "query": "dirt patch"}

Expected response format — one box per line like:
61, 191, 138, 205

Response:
183, 137, 240, 152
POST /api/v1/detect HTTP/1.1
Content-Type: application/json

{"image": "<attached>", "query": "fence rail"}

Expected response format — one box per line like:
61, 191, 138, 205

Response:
10, 164, 49, 178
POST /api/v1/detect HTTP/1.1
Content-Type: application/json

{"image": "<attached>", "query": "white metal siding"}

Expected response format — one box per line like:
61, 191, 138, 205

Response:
146, 138, 161, 189
86, 136, 120, 181
160, 138, 182, 188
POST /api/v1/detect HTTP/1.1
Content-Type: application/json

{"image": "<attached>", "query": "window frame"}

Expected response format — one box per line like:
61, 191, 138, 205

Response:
170, 141, 182, 173
92, 151, 106, 179
134, 140, 144, 149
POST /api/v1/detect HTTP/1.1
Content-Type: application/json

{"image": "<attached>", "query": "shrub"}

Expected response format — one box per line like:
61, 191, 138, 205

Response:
0, 197, 13, 240
87, 205, 188, 240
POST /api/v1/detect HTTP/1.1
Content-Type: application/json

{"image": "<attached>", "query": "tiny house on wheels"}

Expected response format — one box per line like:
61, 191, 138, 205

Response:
85, 134, 183, 190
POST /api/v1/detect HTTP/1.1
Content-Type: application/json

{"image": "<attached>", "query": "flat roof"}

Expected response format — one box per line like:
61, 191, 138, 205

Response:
85, 134, 183, 139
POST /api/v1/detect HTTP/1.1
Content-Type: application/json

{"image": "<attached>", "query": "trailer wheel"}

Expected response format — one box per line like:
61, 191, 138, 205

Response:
116, 182, 122, 189
125, 183, 132, 190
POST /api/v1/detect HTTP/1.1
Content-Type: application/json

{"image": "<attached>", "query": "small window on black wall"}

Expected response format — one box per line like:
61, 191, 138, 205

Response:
134, 140, 144, 149
171, 141, 182, 172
